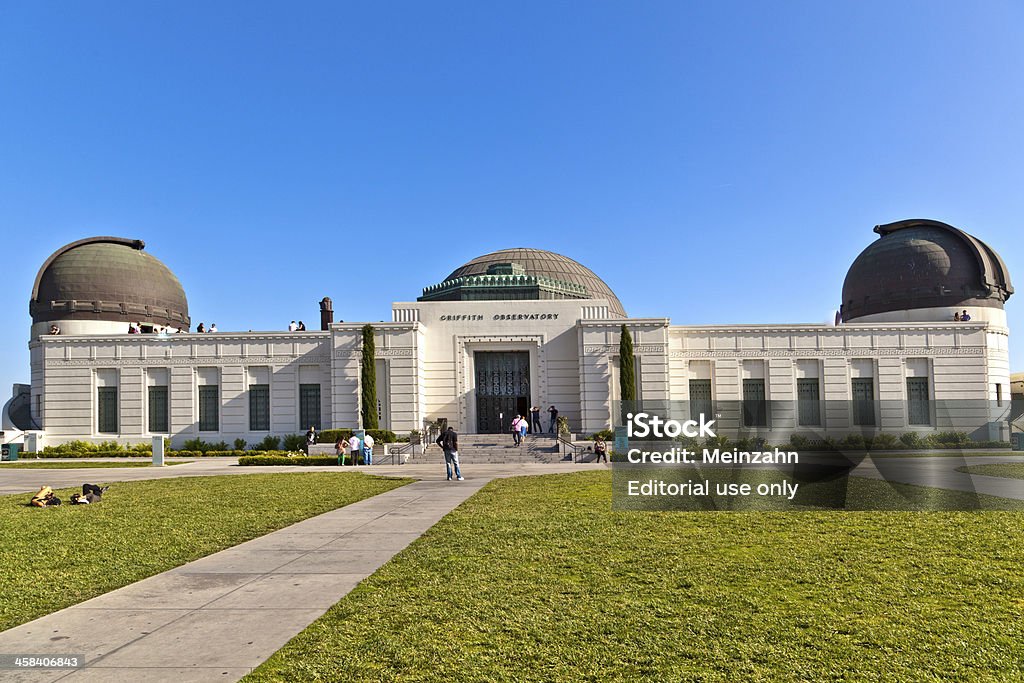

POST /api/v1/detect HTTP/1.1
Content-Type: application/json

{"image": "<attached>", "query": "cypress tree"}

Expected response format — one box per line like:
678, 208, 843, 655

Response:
619, 324, 636, 403
361, 324, 379, 429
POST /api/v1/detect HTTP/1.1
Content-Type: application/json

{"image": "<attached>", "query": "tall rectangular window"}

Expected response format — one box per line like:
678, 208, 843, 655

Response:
199, 385, 219, 432
97, 386, 118, 433
689, 379, 712, 422
249, 384, 270, 431
852, 378, 875, 426
299, 384, 321, 430
148, 386, 169, 433
742, 379, 767, 427
907, 377, 930, 426
797, 378, 821, 426
996, 383, 1003, 407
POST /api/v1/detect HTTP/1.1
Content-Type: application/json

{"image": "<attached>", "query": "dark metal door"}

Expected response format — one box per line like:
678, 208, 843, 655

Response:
475, 352, 530, 434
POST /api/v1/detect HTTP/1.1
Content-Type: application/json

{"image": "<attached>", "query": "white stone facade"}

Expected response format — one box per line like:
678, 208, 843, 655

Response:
25, 296, 1012, 448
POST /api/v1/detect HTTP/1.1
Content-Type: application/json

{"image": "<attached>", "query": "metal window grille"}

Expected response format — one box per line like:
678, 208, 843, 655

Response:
198, 385, 219, 432
148, 386, 169, 433
852, 378, 875, 426
249, 384, 270, 431
689, 379, 712, 422
299, 384, 321, 430
97, 386, 118, 433
742, 379, 767, 427
797, 378, 821, 426
907, 377, 930, 426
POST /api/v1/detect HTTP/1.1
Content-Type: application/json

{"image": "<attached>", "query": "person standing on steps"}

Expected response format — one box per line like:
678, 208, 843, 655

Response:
435, 426, 464, 481
530, 406, 542, 433
548, 405, 559, 434
519, 417, 528, 445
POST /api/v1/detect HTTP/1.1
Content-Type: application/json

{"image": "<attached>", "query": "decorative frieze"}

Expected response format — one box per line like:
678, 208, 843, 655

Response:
46, 355, 331, 368
668, 347, 986, 359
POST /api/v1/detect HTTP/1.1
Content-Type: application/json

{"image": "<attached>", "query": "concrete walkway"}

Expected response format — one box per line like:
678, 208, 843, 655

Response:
852, 454, 1024, 501
0, 477, 499, 682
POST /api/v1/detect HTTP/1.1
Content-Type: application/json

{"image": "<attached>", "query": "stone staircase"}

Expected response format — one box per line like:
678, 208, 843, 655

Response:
405, 433, 573, 465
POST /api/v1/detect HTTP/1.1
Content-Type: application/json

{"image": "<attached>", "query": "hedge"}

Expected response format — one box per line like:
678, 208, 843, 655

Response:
238, 455, 366, 466
19, 450, 301, 459
316, 429, 398, 444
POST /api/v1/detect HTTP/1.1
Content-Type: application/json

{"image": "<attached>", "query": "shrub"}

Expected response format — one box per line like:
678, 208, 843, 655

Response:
838, 434, 867, 450
182, 438, 213, 453
368, 429, 397, 443
238, 455, 355, 466
234, 438, 247, 451
900, 432, 923, 448
928, 431, 971, 447
870, 433, 900, 449
254, 435, 281, 451
704, 435, 730, 450
282, 434, 306, 451
317, 429, 398, 444
317, 429, 352, 444
790, 435, 809, 449
590, 429, 615, 441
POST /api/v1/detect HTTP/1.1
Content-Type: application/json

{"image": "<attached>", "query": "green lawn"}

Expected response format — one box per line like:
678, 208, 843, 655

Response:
248, 471, 1024, 682
0, 472, 408, 632
0, 461, 190, 469
958, 462, 1024, 480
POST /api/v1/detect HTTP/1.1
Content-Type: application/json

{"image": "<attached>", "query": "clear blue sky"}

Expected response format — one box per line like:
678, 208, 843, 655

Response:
1, 1, 1021, 396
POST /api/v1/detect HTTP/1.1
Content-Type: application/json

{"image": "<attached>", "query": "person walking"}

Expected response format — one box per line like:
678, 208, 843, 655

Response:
435, 426, 464, 481
363, 432, 375, 465
548, 405, 559, 434
511, 415, 523, 446
530, 406, 542, 433
519, 417, 528, 444
594, 436, 608, 464
348, 433, 361, 466
334, 438, 346, 464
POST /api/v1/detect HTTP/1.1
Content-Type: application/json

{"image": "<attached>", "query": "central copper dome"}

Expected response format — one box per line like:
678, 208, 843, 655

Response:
421, 248, 626, 317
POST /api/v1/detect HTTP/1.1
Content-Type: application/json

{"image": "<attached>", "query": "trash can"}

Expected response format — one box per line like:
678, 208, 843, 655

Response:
1, 443, 19, 461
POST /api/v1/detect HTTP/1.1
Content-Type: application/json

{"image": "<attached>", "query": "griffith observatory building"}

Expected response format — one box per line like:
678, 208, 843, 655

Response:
2, 218, 1015, 449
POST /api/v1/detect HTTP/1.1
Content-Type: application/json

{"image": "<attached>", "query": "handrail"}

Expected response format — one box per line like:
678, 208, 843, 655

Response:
555, 435, 580, 463
388, 440, 417, 465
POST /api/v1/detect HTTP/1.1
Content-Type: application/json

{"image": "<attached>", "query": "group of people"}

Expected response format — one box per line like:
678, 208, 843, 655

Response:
130, 322, 185, 335
326, 429, 375, 465
510, 405, 562, 445
288, 321, 308, 331
194, 323, 217, 333
952, 310, 973, 322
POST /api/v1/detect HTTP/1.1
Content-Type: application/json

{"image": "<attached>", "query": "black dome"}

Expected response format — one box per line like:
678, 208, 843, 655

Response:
841, 219, 1012, 322
31, 237, 190, 329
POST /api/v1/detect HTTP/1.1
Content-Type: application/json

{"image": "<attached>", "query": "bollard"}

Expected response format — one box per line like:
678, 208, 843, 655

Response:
152, 435, 165, 466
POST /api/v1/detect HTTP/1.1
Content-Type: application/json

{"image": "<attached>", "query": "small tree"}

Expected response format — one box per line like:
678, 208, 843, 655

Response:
619, 323, 636, 403
361, 324, 379, 429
